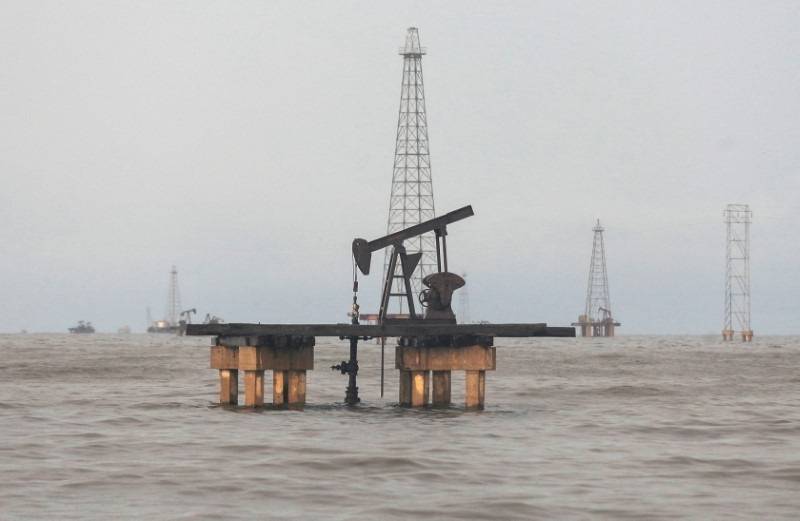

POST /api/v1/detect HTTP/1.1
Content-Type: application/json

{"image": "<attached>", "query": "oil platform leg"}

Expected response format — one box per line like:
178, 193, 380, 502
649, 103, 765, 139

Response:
273, 371, 287, 404
396, 340, 495, 408
431, 370, 452, 405
465, 370, 486, 408
210, 346, 239, 405
411, 370, 430, 407
236, 337, 315, 408
244, 370, 265, 407
399, 370, 412, 405
219, 369, 238, 405
288, 370, 307, 403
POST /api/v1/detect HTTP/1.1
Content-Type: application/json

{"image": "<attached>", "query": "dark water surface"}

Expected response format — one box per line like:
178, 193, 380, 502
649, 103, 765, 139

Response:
1, 334, 798, 520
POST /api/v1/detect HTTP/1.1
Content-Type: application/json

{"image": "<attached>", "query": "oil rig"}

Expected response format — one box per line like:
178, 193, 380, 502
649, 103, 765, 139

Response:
383, 27, 437, 316
189, 205, 575, 408
147, 266, 182, 334
359, 27, 440, 326
573, 220, 620, 337
722, 204, 753, 341
185, 28, 576, 410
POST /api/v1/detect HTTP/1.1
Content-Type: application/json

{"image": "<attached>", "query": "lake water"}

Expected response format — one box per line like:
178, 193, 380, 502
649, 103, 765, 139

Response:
1, 333, 798, 520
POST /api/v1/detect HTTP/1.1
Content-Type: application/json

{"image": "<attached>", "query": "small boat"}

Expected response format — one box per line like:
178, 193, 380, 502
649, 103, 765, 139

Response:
69, 321, 95, 334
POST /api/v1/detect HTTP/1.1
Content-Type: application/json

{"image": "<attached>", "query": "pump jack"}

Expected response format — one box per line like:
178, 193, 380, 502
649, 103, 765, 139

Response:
335, 205, 475, 403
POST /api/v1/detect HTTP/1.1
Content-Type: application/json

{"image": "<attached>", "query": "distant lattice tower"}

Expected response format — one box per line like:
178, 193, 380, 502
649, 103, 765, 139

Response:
722, 204, 753, 341
572, 220, 620, 337
164, 266, 182, 326
382, 27, 437, 315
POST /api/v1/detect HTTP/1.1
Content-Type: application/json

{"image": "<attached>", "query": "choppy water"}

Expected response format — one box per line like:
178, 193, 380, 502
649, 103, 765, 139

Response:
1, 333, 798, 520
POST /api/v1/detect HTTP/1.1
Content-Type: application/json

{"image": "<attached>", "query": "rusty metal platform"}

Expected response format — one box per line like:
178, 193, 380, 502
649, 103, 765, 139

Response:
186, 322, 575, 339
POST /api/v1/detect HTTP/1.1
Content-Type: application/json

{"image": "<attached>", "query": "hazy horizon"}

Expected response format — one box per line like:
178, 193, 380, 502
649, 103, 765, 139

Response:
2, 2, 798, 335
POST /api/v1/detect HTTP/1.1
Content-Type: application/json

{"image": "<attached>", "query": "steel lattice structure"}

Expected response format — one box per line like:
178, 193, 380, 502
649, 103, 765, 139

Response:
723, 204, 753, 341
164, 265, 182, 325
584, 220, 612, 322
383, 27, 437, 315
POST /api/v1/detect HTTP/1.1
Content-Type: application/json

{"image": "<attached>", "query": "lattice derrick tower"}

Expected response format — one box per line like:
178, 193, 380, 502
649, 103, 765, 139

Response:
585, 220, 612, 322
723, 204, 753, 341
164, 265, 182, 325
383, 27, 437, 315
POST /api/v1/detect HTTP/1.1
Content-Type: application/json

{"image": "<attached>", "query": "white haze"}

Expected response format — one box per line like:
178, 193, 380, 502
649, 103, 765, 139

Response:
1, 1, 798, 334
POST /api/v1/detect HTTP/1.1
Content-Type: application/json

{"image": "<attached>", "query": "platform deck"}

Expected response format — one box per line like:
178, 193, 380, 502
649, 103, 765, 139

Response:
186, 323, 575, 338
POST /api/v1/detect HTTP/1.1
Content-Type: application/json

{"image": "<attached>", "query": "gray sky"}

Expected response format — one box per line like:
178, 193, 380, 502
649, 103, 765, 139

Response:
2, 1, 798, 334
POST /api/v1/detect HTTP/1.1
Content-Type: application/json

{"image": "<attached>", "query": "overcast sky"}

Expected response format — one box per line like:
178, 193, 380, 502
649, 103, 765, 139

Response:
2, 1, 798, 334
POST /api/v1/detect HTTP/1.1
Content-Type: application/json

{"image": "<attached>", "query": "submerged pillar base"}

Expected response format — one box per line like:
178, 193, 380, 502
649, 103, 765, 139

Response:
431, 370, 452, 405
211, 346, 239, 405
210, 337, 314, 407
244, 370, 265, 407
396, 341, 495, 408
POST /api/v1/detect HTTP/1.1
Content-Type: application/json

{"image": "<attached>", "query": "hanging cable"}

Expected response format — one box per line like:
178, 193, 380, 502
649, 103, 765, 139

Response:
348, 254, 360, 325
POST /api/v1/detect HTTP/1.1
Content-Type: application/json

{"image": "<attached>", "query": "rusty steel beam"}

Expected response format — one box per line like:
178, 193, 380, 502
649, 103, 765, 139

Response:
186, 322, 575, 338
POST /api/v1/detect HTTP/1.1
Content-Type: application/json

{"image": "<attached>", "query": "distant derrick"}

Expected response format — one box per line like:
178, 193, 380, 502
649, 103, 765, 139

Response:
572, 220, 620, 337
164, 266, 181, 325
148, 266, 182, 334
722, 204, 753, 341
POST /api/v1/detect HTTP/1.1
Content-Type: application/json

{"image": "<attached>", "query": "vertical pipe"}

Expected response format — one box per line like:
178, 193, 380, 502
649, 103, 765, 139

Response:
345, 336, 360, 404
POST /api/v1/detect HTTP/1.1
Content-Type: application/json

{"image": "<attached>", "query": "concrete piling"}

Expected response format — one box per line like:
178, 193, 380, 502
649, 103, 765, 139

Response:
192, 322, 575, 409
722, 329, 753, 342
210, 336, 314, 407
395, 339, 495, 408
210, 346, 239, 405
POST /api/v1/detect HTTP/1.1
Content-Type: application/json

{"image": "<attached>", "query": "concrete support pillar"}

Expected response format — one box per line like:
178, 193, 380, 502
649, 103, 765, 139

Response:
465, 370, 486, 408
431, 370, 452, 405
411, 370, 430, 407
273, 370, 286, 405
574, 315, 591, 337
399, 370, 412, 405
219, 369, 238, 405
211, 346, 239, 405
396, 343, 495, 408
244, 370, 264, 407
742, 330, 754, 342
722, 329, 734, 341
271, 370, 306, 404
212, 337, 314, 408
287, 370, 307, 404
